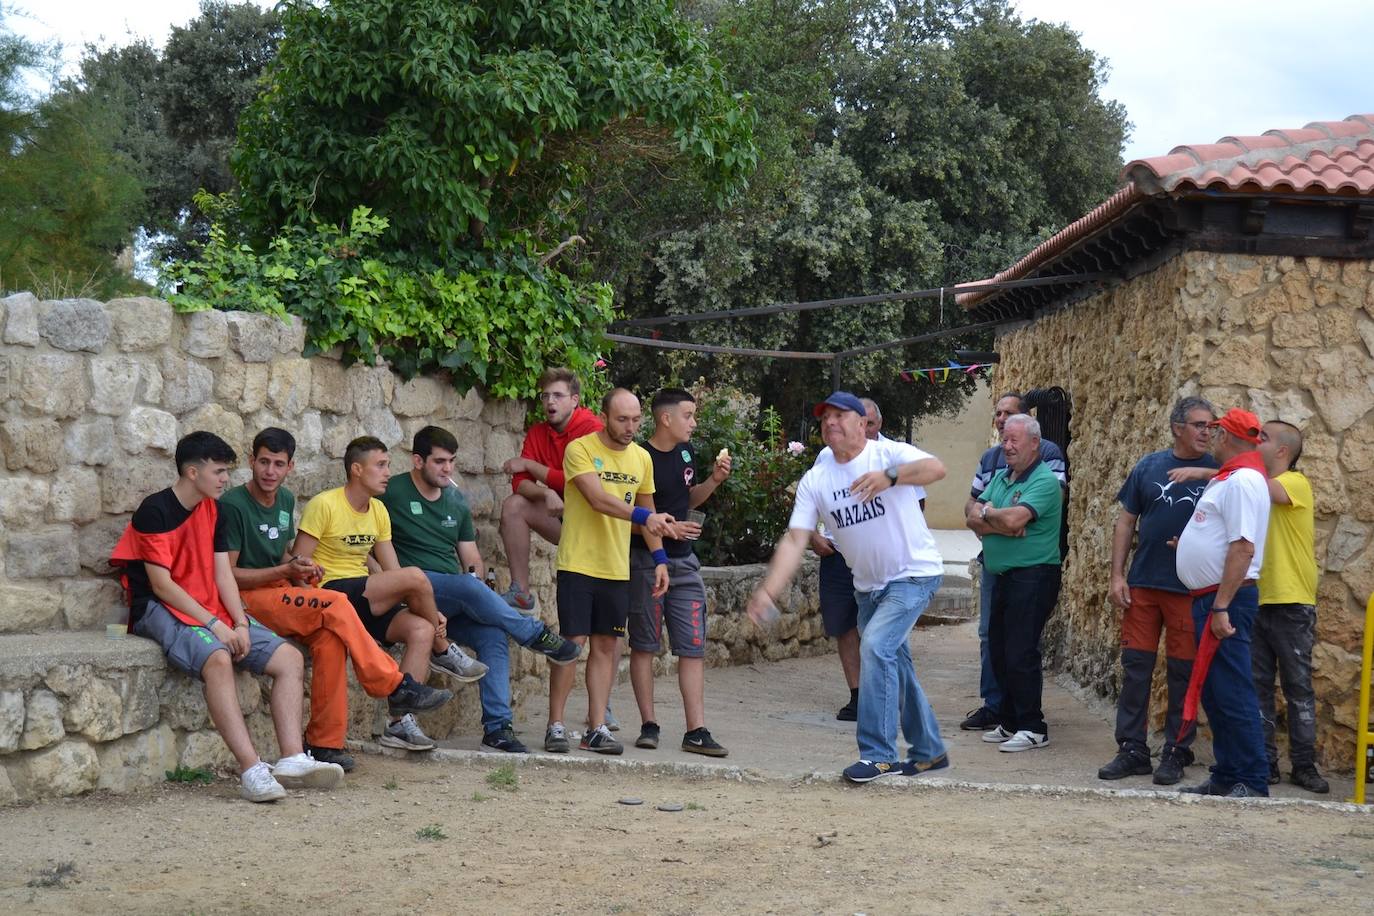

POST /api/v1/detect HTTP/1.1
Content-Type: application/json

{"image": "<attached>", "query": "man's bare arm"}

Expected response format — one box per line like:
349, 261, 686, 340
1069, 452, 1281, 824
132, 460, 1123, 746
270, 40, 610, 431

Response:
1108, 509, 1138, 609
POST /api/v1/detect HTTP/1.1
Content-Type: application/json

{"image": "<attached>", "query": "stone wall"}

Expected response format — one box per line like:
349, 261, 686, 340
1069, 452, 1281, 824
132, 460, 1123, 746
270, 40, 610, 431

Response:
993, 252, 1374, 770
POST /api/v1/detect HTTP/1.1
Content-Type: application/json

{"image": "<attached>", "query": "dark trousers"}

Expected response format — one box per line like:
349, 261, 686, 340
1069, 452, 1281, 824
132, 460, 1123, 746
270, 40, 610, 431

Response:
1191, 587, 1269, 795
989, 564, 1061, 736
1253, 602, 1318, 768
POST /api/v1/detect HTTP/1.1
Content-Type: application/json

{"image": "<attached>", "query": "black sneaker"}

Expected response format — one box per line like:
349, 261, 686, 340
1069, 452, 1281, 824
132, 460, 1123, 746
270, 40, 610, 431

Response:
959, 706, 999, 731
579, 724, 624, 755
682, 727, 728, 758
1267, 760, 1281, 785
1179, 779, 1229, 796
1098, 747, 1152, 780
1152, 746, 1191, 786
387, 673, 454, 716
1290, 765, 1330, 794
836, 694, 858, 722
304, 744, 356, 773
1225, 783, 1263, 798
635, 722, 660, 749
527, 625, 581, 666
481, 726, 528, 754
543, 722, 570, 753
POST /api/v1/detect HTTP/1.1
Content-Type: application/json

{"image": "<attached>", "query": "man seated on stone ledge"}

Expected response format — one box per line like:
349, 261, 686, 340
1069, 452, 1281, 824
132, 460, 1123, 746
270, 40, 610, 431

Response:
381, 425, 581, 754
294, 435, 488, 754
221, 427, 455, 772
110, 431, 344, 803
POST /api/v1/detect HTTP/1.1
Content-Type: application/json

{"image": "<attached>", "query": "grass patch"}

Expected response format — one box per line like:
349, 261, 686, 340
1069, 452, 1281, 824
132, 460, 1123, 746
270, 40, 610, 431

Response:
685, 802, 706, 811
383, 778, 398, 791
1304, 857, 1359, 871
415, 824, 448, 841
27, 862, 76, 889
471, 791, 492, 802
165, 765, 214, 785
485, 763, 518, 792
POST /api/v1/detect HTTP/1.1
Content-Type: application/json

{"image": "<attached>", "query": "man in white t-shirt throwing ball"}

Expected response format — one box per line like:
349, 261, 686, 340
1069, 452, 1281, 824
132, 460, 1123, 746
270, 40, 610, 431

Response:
748, 392, 949, 783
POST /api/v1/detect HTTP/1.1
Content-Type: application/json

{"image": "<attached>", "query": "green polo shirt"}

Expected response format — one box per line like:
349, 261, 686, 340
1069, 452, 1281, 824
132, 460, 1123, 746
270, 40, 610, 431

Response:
219, 484, 296, 571
380, 472, 476, 576
980, 458, 1062, 574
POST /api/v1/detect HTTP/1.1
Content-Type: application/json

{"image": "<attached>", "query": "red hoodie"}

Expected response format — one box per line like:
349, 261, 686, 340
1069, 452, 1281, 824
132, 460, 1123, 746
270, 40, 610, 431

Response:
512, 406, 604, 496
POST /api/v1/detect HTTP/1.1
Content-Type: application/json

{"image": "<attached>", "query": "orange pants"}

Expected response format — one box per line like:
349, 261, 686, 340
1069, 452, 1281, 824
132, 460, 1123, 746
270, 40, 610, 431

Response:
242, 582, 404, 749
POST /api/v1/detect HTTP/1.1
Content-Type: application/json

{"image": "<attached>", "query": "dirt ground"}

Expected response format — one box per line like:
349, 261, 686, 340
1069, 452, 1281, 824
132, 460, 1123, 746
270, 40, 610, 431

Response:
2, 752, 1371, 915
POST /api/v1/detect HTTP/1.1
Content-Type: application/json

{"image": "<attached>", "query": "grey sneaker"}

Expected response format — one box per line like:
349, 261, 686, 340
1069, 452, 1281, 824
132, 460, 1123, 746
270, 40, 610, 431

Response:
240, 760, 287, 803
379, 713, 436, 751
579, 724, 624, 755
430, 643, 489, 683
500, 584, 536, 611
544, 722, 570, 753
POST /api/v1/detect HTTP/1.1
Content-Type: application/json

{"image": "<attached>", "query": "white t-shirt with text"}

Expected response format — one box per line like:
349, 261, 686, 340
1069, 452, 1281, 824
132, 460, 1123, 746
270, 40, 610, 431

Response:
789, 439, 943, 591
1176, 468, 1269, 591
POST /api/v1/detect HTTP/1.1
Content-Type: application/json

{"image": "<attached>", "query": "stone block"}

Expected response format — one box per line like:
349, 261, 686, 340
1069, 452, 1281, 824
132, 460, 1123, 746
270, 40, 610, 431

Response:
159, 675, 209, 731
267, 357, 312, 415
452, 420, 486, 474
61, 673, 124, 742
320, 417, 364, 459
5, 526, 79, 579
0, 417, 62, 472
117, 406, 179, 454
14, 739, 100, 800
0, 689, 23, 752
79, 514, 130, 573
239, 363, 269, 413
101, 457, 172, 513
88, 355, 141, 416
1318, 307, 1359, 347
392, 376, 444, 417
0, 474, 48, 523
0, 584, 62, 632
1309, 345, 1374, 433
20, 688, 64, 749
360, 404, 402, 448
61, 578, 125, 630
309, 359, 352, 413
284, 459, 337, 501
49, 466, 101, 522
1, 291, 39, 345
480, 396, 526, 430
20, 353, 90, 418
179, 403, 246, 456
1271, 311, 1321, 347
38, 298, 111, 352
96, 723, 178, 794
1339, 412, 1374, 474
225, 311, 282, 363
1198, 334, 1270, 389
120, 667, 162, 734
106, 297, 173, 351
1323, 517, 1367, 572
348, 364, 394, 411
183, 309, 229, 358
280, 316, 307, 354
64, 416, 116, 465
160, 353, 214, 414
484, 428, 520, 472
296, 410, 323, 457
215, 353, 246, 402
178, 730, 235, 770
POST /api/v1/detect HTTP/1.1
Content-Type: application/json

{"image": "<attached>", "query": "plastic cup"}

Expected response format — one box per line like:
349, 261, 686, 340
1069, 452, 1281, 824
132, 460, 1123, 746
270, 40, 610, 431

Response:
106, 623, 127, 640
686, 509, 706, 539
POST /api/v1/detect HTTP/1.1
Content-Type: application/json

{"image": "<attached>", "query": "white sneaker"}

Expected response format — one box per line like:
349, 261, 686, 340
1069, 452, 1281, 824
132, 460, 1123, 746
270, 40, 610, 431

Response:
379, 713, 437, 751
240, 760, 287, 803
430, 643, 489, 683
981, 725, 1014, 743
998, 730, 1050, 753
272, 752, 345, 789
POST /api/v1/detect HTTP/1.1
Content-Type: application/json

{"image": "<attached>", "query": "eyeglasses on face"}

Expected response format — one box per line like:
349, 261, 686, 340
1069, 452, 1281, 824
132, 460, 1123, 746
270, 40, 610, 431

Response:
538, 391, 570, 402
1176, 420, 1214, 432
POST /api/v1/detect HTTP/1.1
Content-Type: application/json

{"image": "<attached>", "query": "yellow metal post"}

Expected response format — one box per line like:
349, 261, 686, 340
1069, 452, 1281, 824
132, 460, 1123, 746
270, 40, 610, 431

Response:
1356, 595, 1374, 804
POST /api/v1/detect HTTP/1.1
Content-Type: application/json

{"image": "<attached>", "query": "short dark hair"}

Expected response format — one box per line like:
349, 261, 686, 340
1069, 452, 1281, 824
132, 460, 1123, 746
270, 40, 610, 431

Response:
538, 367, 580, 397
651, 387, 695, 418
252, 427, 296, 460
412, 425, 458, 458
343, 436, 387, 479
996, 391, 1024, 411
1169, 396, 1215, 427
175, 431, 236, 475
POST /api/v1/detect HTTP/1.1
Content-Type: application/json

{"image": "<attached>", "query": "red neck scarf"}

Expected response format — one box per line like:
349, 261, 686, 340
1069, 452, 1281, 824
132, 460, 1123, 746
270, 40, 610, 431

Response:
1213, 450, 1266, 482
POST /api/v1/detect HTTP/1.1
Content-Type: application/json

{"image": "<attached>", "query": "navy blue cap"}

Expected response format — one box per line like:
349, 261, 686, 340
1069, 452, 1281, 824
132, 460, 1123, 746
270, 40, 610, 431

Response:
813, 392, 867, 417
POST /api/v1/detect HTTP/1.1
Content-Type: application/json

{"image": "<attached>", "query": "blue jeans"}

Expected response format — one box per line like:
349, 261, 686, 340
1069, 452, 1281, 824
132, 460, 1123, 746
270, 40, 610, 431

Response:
426, 571, 545, 733
855, 575, 947, 764
1191, 586, 1269, 795
978, 563, 1003, 713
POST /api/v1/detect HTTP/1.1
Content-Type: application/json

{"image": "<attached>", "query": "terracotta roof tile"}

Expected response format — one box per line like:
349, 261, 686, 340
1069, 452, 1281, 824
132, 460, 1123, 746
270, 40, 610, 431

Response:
960, 114, 1374, 310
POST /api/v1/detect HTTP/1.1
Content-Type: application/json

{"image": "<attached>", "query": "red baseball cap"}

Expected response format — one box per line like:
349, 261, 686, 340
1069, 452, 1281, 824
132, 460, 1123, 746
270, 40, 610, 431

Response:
1208, 408, 1262, 443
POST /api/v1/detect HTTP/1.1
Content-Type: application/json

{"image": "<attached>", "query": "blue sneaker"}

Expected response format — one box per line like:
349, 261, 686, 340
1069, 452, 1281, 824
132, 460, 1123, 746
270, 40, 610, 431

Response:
842, 760, 901, 783
900, 754, 949, 777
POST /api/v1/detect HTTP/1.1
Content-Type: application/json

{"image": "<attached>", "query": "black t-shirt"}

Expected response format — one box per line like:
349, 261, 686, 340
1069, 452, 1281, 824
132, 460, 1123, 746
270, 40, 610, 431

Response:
123, 488, 231, 623
630, 441, 696, 558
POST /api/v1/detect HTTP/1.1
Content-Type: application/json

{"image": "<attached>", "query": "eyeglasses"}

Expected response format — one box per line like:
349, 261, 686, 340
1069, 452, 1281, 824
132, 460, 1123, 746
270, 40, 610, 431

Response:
1178, 421, 1213, 432
538, 392, 570, 402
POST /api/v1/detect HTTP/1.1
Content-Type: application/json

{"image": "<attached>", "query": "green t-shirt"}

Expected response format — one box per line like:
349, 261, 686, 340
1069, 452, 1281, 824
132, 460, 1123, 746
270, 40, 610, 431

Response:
979, 459, 1063, 574
380, 473, 476, 576
219, 484, 296, 571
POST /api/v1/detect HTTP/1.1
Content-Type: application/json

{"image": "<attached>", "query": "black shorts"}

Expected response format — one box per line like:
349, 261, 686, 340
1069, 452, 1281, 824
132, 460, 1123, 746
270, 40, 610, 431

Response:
818, 552, 859, 637
327, 576, 403, 642
556, 571, 629, 638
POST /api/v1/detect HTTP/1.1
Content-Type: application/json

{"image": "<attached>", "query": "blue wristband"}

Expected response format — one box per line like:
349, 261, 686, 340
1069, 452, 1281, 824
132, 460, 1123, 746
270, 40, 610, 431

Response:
631, 506, 652, 526
652, 548, 669, 565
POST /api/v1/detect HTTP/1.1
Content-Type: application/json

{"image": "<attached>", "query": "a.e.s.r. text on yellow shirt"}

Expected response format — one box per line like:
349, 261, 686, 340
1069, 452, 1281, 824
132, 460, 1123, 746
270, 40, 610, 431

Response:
557, 433, 655, 581
298, 486, 393, 584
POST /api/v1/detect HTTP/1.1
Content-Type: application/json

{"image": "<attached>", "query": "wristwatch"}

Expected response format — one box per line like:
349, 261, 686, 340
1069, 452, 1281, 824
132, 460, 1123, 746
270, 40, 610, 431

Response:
980, 504, 990, 521
885, 466, 899, 485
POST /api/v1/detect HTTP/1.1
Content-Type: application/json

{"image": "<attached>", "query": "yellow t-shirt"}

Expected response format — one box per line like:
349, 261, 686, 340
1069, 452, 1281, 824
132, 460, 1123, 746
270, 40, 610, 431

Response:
1259, 470, 1318, 606
298, 486, 393, 584
557, 433, 655, 581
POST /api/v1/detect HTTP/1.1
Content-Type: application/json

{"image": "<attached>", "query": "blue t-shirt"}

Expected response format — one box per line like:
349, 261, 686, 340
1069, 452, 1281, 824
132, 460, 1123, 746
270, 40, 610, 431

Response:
1117, 448, 1220, 593
970, 440, 1067, 497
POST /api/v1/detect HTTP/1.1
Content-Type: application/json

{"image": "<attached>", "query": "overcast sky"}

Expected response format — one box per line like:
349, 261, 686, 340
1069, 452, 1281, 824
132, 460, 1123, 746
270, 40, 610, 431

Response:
10, 0, 1373, 163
